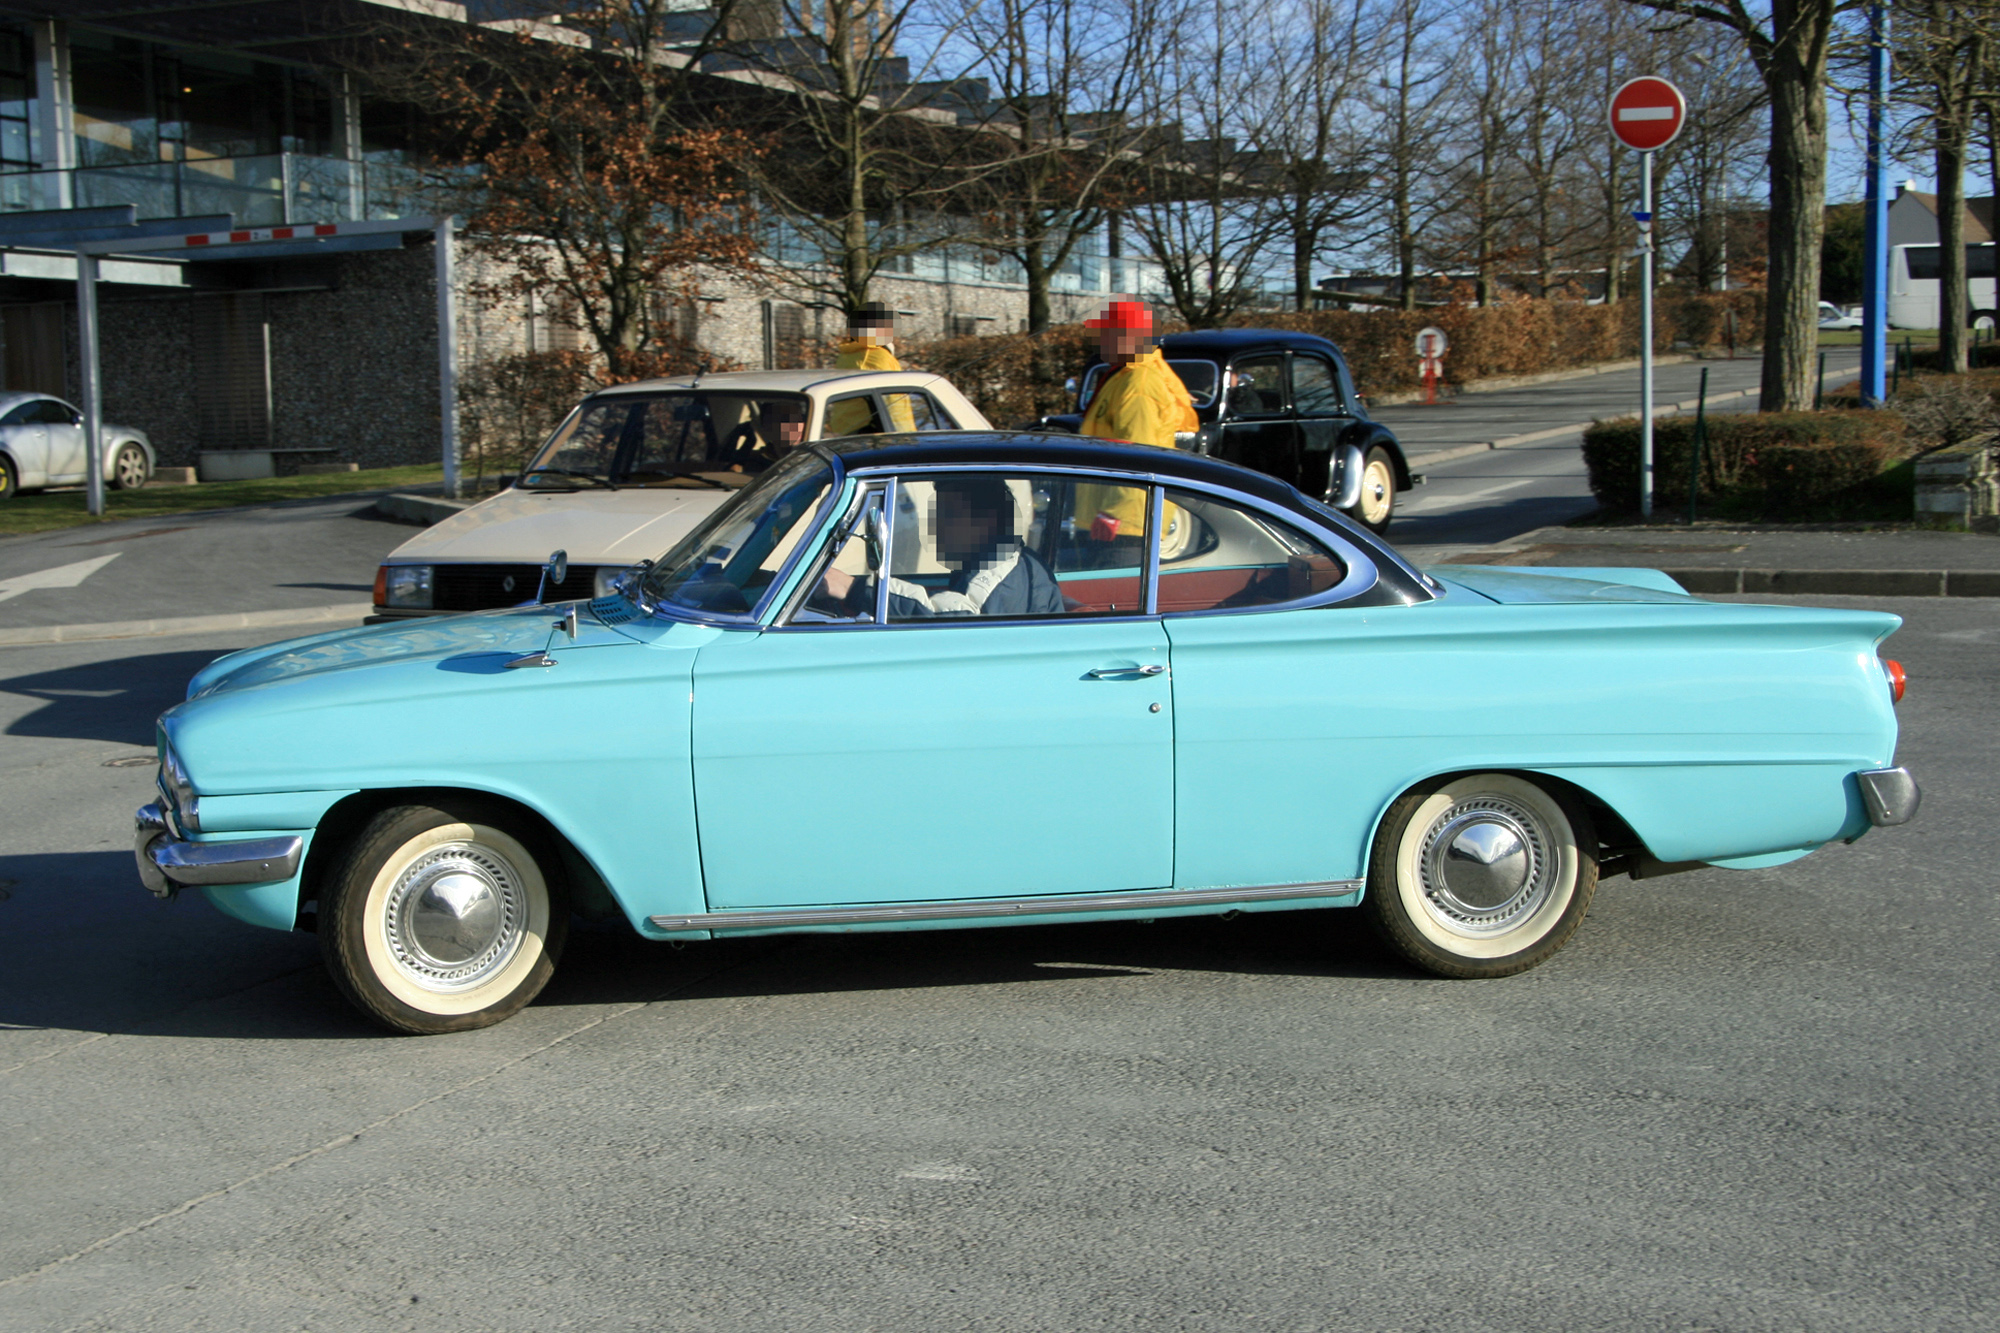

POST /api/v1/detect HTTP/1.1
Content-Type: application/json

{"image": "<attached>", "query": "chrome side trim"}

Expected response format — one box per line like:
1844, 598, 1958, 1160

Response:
1856, 767, 1921, 826
649, 879, 1362, 932
135, 800, 305, 891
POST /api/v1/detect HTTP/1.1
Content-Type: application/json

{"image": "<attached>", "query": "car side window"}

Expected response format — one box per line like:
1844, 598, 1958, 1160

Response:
902, 392, 958, 430
1225, 357, 1285, 416
823, 393, 885, 437
31, 399, 75, 425
1156, 489, 1346, 613
0, 402, 36, 427
1292, 357, 1343, 416
839, 472, 1151, 621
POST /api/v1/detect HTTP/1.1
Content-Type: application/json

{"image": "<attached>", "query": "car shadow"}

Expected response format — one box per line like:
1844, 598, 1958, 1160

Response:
1, 648, 225, 744
0, 847, 1415, 1041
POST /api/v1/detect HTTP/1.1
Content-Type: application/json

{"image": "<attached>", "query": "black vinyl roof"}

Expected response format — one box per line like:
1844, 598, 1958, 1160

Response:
816, 431, 1321, 528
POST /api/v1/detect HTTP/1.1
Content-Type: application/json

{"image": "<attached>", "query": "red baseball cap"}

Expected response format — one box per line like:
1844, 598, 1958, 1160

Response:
1085, 299, 1153, 331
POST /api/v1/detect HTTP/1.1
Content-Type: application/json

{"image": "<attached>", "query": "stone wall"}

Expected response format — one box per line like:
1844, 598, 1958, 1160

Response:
1915, 437, 2000, 532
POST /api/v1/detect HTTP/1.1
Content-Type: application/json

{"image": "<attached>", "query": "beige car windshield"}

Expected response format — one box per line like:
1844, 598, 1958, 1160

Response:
522, 392, 811, 489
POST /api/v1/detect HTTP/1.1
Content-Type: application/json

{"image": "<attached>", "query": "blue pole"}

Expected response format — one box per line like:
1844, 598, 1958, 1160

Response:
1861, 2, 1890, 405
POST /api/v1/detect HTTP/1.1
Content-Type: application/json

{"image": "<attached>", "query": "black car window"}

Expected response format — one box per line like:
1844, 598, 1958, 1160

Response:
30, 399, 75, 425
0, 402, 37, 427
1292, 356, 1344, 416
1224, 357, 1286, 416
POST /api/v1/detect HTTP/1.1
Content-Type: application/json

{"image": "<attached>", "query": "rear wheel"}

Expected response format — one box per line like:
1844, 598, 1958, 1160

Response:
109, 443, 149, 490
320, 802, 567, 1034
1364, 773, 1597, 978
0, 454, 15, 501
1351, 446, 1396, 534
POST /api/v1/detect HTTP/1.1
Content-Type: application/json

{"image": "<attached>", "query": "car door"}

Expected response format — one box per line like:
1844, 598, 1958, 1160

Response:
0, 400, 48, 485
690, 469, 1175, 909
1291, 353, 1359, 503
1214, 354, 1298, 486
39, 399, 87, 481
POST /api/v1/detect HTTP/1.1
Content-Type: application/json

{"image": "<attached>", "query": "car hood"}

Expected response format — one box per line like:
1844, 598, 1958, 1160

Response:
1425, 564, 1698, 604
186, 602, 636, 698
387, 485, 737, 565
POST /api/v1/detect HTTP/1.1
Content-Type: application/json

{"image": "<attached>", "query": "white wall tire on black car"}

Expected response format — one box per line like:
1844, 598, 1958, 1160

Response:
1364, 773, 1597, 978
321, 803, 566, 1034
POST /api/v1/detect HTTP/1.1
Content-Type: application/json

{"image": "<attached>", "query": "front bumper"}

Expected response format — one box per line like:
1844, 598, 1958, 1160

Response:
1855, 767, 1921, 827
135, 802, 304, 900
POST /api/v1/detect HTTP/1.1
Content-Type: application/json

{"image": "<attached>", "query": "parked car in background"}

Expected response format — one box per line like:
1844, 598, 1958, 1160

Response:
141, 432, 1918, 1034
1031, 329, 1413, 533
1818, 302, 1864, 330
0, 392, 154, 498
371, 368, 988, 618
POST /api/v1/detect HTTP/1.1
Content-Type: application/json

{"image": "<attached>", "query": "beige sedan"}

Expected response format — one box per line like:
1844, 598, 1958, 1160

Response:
372, 368, 988, 618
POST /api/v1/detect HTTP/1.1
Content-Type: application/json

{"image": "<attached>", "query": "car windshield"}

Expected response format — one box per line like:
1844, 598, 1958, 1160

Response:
520, 391, 812, 489
638, 448, 836, 618
1079, 360, 1219, 410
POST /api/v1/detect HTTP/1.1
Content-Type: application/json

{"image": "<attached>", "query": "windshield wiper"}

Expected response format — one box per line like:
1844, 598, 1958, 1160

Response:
624, 467, 731, 490
522, 468, 616, 489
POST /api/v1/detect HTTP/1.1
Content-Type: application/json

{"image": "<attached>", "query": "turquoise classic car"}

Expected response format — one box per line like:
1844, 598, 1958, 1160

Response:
135, 434, 1920, 1034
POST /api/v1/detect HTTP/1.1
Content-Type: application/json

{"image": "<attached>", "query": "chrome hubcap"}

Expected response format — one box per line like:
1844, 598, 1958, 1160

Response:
384, 842, 526, 992
1417, 797, 1552, 936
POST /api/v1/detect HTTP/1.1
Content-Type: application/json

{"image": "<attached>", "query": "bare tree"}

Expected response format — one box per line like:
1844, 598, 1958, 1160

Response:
1623, 0, 1856, 412
359, 0, 760, 378
1123, 0, 1286, 325
1248, 0, 1386, 309
1369, 0, 1458, 309
1893, 0, 1999, 374
1427, 0, 1526, 303
957, 0, 1156, 331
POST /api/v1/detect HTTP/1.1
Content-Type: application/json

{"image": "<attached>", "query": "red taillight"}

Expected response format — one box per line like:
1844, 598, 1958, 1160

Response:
372, 565, 388, 607
1884, 659, 1906, 704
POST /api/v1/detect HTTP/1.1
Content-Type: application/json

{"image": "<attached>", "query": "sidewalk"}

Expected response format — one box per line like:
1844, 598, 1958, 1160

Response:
1407, 523, 2000, 597
1373, 349, 1863, 470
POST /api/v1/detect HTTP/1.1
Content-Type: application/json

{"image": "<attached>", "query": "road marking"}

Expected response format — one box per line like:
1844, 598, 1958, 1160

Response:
0, 553, 120, 606
0, 601, 371, 648
1402, 475, 1545, 513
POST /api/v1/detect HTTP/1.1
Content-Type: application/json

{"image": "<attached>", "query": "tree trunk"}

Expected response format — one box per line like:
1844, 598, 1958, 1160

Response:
1760, 64, 1829, 412
1937, 131, 1969, 373
1024, 243, 1052, 333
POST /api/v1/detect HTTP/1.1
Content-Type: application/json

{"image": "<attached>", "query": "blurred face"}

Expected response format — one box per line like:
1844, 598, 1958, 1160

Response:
849, 316, 893, 345
760, 402, 807, 448
1099, 324, 1150, 366
935, 486, 1004, 563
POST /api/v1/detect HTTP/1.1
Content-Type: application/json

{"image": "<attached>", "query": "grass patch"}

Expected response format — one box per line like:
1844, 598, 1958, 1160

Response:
0, 464, 446, 538
1817, 328, 1940, 347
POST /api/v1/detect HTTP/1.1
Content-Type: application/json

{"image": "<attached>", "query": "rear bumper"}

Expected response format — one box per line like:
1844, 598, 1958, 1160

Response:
135, 802, 304, 900
1855, 767, 1921, 827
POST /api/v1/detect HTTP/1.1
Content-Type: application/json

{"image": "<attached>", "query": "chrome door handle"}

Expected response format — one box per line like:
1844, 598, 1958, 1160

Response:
1086, 664, 1168, 679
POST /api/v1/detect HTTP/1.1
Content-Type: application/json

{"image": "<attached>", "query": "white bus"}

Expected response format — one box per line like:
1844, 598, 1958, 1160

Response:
1887, 242, 1997, 330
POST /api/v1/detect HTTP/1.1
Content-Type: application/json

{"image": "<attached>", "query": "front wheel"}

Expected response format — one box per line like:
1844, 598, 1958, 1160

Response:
1351, 446, 1396, 534
320, 802, 567, 1034
1363, 773, 1597, 978
0, 453, 15, 501
110, 443, 149, 491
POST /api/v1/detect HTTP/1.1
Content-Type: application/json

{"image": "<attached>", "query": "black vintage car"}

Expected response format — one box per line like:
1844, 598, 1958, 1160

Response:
1033, 329, 1413, 533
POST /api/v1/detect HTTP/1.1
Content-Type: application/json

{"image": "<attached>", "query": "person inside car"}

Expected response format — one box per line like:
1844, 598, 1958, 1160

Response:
818, 476, 1064, 618
720, 399, 808, 473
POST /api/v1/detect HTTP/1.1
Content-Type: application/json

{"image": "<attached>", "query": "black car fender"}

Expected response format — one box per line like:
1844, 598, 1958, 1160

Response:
1339, 420, 1413, 491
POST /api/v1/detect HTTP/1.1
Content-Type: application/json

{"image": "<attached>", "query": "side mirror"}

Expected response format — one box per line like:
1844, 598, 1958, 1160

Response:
1063, 377, 1078, 395
545, 548, 568, 587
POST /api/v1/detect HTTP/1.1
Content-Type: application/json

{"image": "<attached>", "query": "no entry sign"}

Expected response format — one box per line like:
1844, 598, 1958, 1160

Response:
1609, 76, 1686, 152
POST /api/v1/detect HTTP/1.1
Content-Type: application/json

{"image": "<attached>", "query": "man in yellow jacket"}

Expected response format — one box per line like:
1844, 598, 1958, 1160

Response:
827, 301, 917, 436
1077, 299, 1195, 550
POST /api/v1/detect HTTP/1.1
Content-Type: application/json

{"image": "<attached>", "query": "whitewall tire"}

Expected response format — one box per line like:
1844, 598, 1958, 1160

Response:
1364, 773, 1597, 978
321, 803, 567, 1034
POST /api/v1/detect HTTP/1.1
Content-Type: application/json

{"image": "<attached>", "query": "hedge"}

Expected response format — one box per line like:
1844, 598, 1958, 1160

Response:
1580, 410, 1911, 521
908, 292, 1765, 425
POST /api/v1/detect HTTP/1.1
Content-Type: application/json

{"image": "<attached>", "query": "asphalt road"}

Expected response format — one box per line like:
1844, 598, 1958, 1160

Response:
1, 592, 1994, 1330
1378, 348, 1863, 553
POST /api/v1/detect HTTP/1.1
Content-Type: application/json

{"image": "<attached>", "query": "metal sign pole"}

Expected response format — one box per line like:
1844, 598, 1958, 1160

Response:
1639, 150, 1655, 518
436, 215, 459, 500
76, 250, 104, 517
1861, 1, 1890, 405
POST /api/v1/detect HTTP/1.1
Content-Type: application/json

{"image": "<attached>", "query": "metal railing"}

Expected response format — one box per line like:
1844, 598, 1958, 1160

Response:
0, 153, 436, 225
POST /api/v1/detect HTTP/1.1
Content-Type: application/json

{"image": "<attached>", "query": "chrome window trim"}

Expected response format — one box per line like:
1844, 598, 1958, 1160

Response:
775, 480, 888, 628
1142, 484, 1164, 617
649, 878, 1363, 932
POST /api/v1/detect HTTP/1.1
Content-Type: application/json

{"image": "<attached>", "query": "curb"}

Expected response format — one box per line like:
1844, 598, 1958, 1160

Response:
0, 602, 373, 648
1369, 353, 1699, 407
375, 493, 469, 526
1659, 568, 2000, 598
1405, 373, 1863, 471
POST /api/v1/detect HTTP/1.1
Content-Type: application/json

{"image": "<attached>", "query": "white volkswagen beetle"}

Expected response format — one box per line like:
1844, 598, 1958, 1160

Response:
0, 392, 155, 498
373, 368, 989, 618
